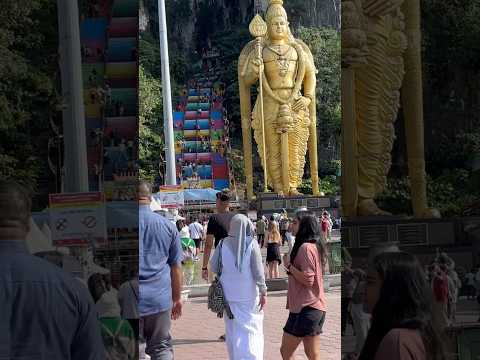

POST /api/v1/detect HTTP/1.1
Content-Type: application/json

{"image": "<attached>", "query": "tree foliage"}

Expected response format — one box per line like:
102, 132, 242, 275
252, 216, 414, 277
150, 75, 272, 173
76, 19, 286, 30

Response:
0, 0, 58, 196
139, 65, 164, 184
296, 26, 341, 145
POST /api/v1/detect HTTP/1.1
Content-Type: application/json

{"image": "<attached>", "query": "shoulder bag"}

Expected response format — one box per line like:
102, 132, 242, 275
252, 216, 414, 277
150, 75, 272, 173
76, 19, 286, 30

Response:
207, 240, 234, 319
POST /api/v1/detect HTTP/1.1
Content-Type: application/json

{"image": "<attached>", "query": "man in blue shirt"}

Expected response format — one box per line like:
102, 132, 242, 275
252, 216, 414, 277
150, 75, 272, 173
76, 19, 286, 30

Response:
139, 181, 183, 360
0, 180, 104, 359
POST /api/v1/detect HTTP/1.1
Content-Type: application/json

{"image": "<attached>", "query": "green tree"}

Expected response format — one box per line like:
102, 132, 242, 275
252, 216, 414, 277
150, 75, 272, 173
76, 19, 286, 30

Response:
139, 65, 164, 184
296, 27, 341, 145
0, 0, 59, 199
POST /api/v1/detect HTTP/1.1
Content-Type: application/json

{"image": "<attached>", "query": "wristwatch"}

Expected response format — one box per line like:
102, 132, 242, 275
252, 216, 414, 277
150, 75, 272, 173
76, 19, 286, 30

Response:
202, 267, 208, 271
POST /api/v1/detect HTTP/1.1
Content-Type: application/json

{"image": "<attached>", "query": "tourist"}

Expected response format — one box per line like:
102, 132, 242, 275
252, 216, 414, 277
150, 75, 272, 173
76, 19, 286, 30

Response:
188, 217, 204, 260
202, 190, 235, 282
341, 261, 355, 336
320, 211, 332, 242
209, 214, 267, 359
280, 216, 290, 246
139, 181, 183, 359
350, 269, 370, 357
202, 189, 235, 342
285, 221, 295, 253
118, 270, 139, 340
0, 180, 104, 358
266, 220, 282, 279
176, 219, 190, 239
358, 252, 446, 360
281, 212, 327, 360
465, 268, 476, 300
96, 289, 136, 359
446, 266, 461, 323
475, 267, 480, 297
256, 217, 266, 248
432, 263, 449, 330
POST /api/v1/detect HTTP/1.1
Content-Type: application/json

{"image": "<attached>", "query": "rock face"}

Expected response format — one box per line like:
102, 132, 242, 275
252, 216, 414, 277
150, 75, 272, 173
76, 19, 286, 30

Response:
141, 0, 340, 51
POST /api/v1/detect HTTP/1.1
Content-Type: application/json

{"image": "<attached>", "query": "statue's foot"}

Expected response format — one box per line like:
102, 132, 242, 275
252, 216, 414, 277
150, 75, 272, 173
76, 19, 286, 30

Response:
415, 207, 441, 219
358, 199, 392, 216
289, 188, 301, 196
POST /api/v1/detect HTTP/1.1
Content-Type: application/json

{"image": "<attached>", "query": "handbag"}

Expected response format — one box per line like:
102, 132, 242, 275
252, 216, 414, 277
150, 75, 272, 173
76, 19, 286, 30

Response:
207, 240, 234, 319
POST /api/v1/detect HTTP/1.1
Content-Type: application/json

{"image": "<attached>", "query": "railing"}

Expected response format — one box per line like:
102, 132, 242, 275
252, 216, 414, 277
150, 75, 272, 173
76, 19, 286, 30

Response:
327, 241, 342, 274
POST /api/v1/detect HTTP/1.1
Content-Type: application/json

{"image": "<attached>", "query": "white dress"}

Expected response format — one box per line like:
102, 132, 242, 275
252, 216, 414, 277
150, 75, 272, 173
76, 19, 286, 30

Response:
220, 241, 264, 360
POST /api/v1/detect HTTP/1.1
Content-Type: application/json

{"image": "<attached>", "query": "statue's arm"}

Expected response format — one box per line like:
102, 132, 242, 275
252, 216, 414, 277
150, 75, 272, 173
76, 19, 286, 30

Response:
303, 61, 316, 101
240, 51, 260, 87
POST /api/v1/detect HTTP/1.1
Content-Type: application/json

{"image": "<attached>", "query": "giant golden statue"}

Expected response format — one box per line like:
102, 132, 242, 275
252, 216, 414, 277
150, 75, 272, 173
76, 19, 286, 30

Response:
341, 0, 439, 218
239, 0, 320, 199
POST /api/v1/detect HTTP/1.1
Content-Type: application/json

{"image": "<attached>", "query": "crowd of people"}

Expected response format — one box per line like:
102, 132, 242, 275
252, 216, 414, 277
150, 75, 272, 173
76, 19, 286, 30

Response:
140, 184, 328, 359
341, 244, 480, 360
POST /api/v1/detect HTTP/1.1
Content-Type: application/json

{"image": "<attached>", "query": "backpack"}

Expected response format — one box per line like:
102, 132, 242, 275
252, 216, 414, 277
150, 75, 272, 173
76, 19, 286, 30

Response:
207, 241, 234, 319
100, 319, 134, 360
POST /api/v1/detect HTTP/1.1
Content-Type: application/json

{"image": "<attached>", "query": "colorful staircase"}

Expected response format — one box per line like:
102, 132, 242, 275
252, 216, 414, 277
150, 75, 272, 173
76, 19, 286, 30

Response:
173, 70, 231, 191
79, 0, 138, 197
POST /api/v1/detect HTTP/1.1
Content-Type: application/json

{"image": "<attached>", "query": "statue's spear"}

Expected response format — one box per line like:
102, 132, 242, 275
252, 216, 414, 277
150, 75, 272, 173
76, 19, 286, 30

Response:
249, 14, 269, 194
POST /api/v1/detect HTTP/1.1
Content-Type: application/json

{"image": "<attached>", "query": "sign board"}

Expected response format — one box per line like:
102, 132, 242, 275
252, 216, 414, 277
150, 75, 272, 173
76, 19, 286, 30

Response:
157, 185, 184, 208
104, 180, 137, 201
49, 192, 107, 247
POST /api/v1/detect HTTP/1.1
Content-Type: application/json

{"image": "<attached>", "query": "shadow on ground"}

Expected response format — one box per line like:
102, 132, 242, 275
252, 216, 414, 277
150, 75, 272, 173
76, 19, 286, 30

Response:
173, 339, 224, 346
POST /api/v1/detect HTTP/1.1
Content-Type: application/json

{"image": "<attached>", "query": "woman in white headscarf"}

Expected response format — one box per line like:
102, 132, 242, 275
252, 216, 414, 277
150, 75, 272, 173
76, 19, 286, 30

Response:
210, 214, 267, 360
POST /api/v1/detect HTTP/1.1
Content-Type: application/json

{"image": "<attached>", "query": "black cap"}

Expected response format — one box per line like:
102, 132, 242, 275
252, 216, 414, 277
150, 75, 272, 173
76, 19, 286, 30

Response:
216, 189, 232, 202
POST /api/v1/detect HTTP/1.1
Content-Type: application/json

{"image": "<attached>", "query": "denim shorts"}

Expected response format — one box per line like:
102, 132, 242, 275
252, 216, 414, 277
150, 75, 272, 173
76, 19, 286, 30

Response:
283, 306, 326, 337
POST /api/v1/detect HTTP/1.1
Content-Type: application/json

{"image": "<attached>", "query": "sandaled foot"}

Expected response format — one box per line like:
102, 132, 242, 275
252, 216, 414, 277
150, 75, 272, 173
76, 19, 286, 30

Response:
415, 207, 441, 219
289, 188, 301, 196
358, 199, 391, 216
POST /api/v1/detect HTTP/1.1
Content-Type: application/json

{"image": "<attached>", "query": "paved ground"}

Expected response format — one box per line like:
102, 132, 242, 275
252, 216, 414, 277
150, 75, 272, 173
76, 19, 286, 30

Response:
171, 288, 341, 360
341, 297, 480, 357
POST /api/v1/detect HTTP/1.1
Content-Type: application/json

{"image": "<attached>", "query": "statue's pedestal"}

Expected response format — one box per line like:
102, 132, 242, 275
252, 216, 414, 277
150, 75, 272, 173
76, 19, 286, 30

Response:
342, 216, 480, 269
256, 192, 340, 218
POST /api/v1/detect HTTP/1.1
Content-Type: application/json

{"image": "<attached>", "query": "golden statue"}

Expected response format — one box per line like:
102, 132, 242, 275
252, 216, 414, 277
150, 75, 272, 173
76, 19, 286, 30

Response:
341, 0, 439, 218
238, 0, 320, 199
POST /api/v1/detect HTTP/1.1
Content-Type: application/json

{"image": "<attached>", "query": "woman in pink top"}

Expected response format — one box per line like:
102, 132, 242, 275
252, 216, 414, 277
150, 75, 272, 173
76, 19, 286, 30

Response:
281, 211, 327, 360
359, 252, 447, 360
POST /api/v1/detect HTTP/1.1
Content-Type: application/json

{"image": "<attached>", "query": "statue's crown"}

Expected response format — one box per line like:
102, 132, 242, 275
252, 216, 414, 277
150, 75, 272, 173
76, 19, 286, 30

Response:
266, 0, 287, 22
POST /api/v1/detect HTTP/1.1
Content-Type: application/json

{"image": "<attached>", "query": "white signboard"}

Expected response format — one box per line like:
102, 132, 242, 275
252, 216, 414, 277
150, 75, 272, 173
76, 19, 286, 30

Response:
49, 192, 107, 247
157, 186, 185, 208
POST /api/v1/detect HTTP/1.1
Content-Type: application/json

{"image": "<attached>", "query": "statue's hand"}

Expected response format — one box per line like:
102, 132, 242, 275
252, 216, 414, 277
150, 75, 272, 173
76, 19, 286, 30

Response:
248, 38, 263, 76
363, 0, 403, 17
292, 97, 311, 112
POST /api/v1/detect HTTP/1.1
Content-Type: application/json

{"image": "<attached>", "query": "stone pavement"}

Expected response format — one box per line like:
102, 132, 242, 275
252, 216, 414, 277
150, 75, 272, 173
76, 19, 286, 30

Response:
171, 288, 341, 360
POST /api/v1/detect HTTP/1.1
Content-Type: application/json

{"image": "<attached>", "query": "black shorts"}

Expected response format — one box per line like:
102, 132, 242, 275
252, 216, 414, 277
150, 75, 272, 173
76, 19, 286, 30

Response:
192, 238, 201, 248
283, 307, 326, 337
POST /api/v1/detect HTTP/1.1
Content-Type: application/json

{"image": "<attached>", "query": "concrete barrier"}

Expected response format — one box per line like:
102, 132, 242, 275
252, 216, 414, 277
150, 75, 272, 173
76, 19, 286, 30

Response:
186, 273, 341, 298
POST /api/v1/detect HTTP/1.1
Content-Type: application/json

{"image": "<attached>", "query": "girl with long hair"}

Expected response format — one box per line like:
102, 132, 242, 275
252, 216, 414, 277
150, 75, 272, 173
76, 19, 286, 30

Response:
266, 220, 282, 279
359, 252, 446, 360
281, 212, 328, 360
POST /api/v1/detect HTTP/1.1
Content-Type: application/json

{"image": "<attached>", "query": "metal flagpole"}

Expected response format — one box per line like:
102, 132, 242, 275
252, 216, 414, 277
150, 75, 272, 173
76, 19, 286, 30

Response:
56, 0, 88, 192
158, 0, 176, 185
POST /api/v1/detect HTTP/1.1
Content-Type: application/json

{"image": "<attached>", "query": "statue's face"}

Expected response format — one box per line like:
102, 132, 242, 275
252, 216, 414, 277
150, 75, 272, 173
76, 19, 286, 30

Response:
268, 16, 288, 41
